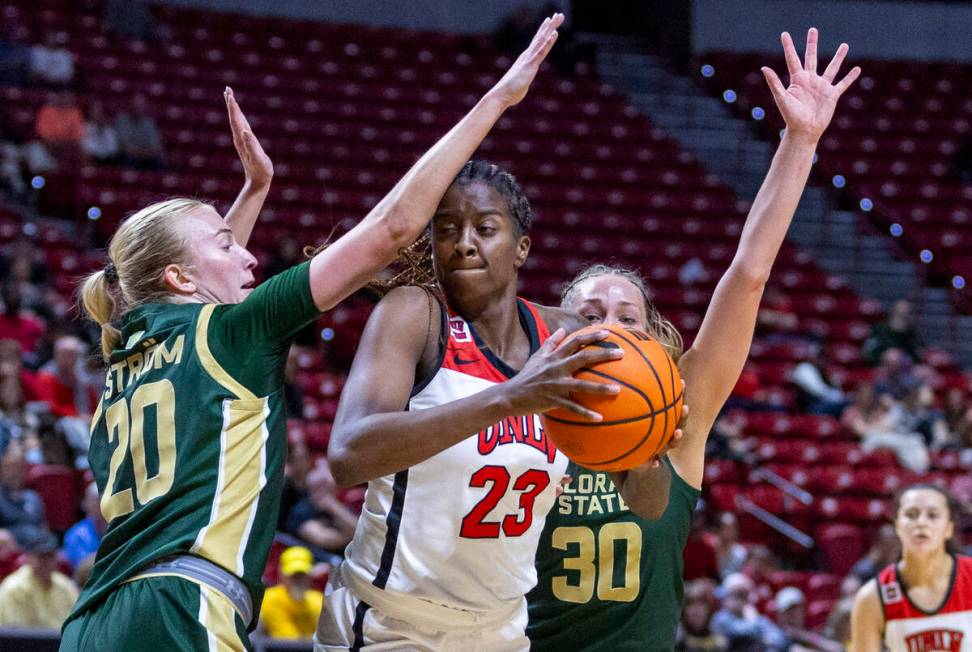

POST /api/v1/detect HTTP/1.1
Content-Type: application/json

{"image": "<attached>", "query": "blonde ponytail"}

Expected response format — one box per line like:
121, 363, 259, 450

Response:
80, 269, 122, 359
77, 197, 207, 360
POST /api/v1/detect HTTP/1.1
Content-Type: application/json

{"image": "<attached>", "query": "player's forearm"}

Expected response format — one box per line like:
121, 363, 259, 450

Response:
224, 179, 270, 247
328, 384, 515, 487
730, 133, 816, 283
356, 91, 510, 253
609, 462, 671, 520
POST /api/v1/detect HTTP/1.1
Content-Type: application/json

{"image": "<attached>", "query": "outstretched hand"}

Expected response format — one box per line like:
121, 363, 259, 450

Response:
489, 13, 564, 108
225, 86, 273, 188
761, 28, 860, 143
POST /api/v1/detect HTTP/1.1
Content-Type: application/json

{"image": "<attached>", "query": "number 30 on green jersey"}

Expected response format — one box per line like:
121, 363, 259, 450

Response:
551, 522, 642, 603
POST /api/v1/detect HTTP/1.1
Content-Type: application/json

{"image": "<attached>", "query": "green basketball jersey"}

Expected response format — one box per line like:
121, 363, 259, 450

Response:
527, 458, 700, 651
65, 262, 318, 630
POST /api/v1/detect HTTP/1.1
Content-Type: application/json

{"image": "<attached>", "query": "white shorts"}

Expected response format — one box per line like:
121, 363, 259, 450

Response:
313, 566, 529, 652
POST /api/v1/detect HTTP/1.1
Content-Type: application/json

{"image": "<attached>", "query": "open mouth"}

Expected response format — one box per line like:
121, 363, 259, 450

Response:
241, 279, 256, 290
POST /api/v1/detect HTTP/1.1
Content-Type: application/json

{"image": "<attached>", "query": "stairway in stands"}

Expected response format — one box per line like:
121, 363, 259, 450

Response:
590, 36, 972, 369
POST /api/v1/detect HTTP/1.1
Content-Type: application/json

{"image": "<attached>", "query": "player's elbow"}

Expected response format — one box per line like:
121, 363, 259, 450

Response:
378, 206, 419, 252
726, 262, 770, 293
326, 436, 364, 488
622, 487, 668, 521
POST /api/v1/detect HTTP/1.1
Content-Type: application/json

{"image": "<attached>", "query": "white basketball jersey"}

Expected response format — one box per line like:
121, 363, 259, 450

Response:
341, 298, 568, 614
880, 555, 972, 652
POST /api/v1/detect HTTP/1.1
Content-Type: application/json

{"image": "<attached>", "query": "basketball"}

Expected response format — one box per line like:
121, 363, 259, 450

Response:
541, 324, 684, 471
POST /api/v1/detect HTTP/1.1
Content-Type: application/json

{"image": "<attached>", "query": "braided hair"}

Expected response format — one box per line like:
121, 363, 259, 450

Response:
368, 160, 532, 296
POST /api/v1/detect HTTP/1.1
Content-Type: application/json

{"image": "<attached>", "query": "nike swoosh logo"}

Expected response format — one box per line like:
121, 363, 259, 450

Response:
454, 355, 478, 365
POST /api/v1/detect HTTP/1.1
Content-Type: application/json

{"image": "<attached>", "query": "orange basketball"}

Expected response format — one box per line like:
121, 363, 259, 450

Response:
541, 323, 683, 471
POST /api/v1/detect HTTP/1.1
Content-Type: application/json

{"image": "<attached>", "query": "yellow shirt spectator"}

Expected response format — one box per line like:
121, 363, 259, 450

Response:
260, 546, 323, 640
0, 563, 79, 629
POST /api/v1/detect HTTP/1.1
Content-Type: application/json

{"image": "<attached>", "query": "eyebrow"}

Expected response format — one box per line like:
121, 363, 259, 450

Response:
214, 228, 233, 238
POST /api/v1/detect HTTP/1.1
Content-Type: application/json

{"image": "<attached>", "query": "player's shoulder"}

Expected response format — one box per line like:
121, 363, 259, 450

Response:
852, 577, 883, 616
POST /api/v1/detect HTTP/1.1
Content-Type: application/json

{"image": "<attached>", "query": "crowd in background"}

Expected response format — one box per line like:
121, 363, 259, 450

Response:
0, 2, 970, 648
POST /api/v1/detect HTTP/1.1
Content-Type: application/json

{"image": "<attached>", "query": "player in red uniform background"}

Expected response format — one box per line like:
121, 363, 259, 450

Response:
850, 483, 972, 652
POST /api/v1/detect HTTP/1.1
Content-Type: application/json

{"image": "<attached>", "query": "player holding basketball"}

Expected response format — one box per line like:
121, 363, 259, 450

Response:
527, 28, 860, 650
850, 484, 972, 652
315, 14, 697, 647
59, 22, 568, 650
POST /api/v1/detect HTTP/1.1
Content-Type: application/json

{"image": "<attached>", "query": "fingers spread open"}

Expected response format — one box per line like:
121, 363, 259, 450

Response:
780, 31, 802, 78
822, 42, 848, 82
761, 66, 787, 102
803, 27, 818, 74
834, 65, 862, 95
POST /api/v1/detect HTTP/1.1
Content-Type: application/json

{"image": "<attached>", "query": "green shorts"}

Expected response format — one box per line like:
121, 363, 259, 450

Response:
60, 575, 250, 652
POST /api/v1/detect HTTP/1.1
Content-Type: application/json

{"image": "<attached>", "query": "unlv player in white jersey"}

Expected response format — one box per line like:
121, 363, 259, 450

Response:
851, 484, 972, 652
312, 14, 665, 651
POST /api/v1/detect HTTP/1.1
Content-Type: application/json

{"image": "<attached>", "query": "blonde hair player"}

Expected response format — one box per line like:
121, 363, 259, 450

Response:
59, 27, 566, 651
850, 484, 972, 652
527, 28, 860, 651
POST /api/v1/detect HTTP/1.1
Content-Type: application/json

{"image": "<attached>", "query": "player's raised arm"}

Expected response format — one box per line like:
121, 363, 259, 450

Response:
670, 28, 860, 488
222, 86, 273, 247
307, 14, 564, 312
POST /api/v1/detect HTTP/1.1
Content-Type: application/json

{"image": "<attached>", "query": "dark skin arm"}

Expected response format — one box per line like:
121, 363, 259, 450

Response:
327, 288, 622, 487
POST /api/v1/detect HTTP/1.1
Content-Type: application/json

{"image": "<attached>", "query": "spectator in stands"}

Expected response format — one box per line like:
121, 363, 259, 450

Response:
943, 387, 972, 449
35, 335, 99, 418
278, 423, 310, 532
0, 441, 47, 547
792, 343, 847, 416
711, 573, 787, 651
284, 346, 305, 418
0, 529, 78, 629
35, 91, 85, 149
841, 382, 930, 473
0, 285, 44, 354
677, 578, 727, 651
824, 599, 853, 649
774, 587, 843, 652
4, 244, 48, 316
259, 546, 323, 640
82, 101, 120, 165
28, 33, 74, 87
22, 139, 58, 176
286, 463, 357, 557
849, 523, 899, 583
0, 25, 29, 86
683, 507, 720, 581
742, 545, 778, 603
899, 382, 949, 448
862, 299, 920, 365
715, 512, 748, 579
115, 94, 165, 169
706, 414, 757, 464
0, 142, 25, 197
63, 483, 106, 571
873, 348, 920, 401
